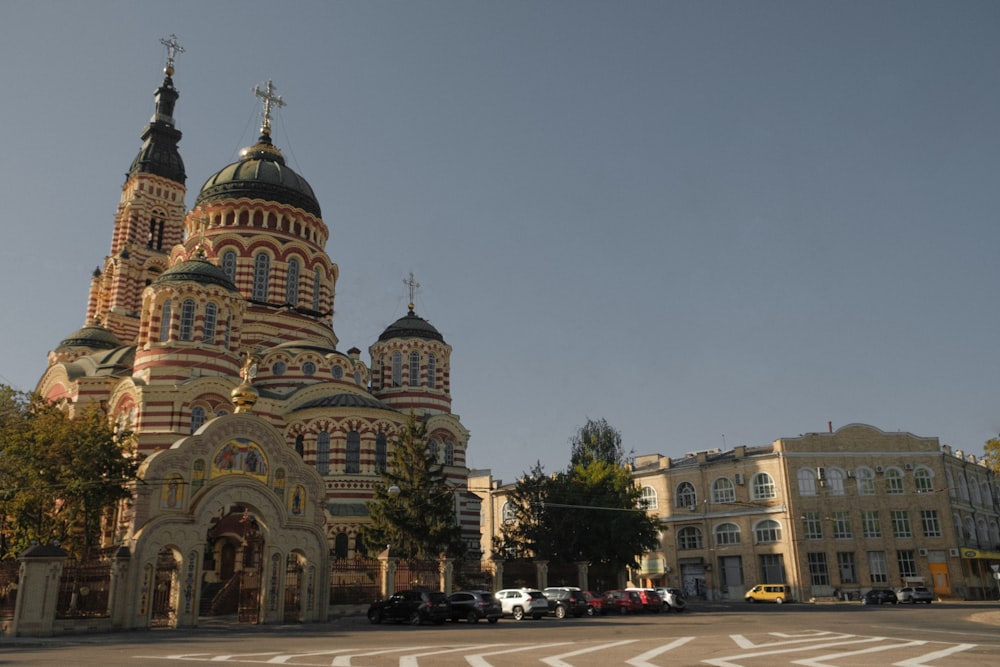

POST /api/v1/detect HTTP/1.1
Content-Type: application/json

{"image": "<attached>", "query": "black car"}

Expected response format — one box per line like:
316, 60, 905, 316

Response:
861, 588, 898, 605
367, 589, 451, 625
542, 588, 589, 619
447, 590, 502, 624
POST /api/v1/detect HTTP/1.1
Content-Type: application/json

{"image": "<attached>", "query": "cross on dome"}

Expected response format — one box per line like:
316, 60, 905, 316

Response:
252, 80, 286, 137
404, 272, 420, 312
159, 34, 184, 76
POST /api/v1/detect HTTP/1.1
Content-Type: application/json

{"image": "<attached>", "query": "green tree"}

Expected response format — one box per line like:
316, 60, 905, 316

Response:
570, 417, 629, 467
984, 437, 1000, 474
363, 413, 465, 560
496, 419, 658, 569
0, 385, 138, 559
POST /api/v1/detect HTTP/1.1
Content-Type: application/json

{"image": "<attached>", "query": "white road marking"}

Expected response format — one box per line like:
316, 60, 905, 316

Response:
465, 642, 573, 667
399, 644, 504, 667
625, 636, 696, 667
893, 643, 978, 666
705, 636, 885, 667
791, 640, 927, 667
540, 639, 639, 667
731, 631, 854, 649
331, 645, 435, 666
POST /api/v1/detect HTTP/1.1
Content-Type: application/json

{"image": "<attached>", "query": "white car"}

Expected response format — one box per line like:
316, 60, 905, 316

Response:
896, 586, 934, 604
494, 588, 548, 620
654, 586, 687, 612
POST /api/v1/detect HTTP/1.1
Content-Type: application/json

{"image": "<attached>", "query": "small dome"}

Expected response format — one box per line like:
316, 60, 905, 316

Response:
57, 325, 125, 351
195, 134, 320, 217
154, 258, 238, 292
295, 393, 395, 411
378, 309, 444, 343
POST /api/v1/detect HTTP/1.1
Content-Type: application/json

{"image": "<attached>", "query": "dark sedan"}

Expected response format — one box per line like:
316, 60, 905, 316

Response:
861, 588, 898, 605
367, 589, 451, 625
447, 590, 502, 624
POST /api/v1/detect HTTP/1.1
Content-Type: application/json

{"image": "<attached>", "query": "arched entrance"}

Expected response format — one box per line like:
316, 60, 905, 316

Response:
201, 505, 266, 623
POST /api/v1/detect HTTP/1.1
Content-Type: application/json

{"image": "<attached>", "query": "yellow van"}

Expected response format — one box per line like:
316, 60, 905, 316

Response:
744, 584, 791, 604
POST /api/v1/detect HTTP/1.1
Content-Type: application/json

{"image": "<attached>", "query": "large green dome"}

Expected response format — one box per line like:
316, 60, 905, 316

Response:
154, 257, 238, 292
195, 134, 321, 217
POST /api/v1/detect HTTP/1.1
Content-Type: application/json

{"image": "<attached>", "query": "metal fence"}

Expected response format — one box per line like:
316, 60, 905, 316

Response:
0, 559, 18, 620
394, 559, 440, 592
56, 557, 112, 619
454, 560, 493, 591
329, 557, 381, 605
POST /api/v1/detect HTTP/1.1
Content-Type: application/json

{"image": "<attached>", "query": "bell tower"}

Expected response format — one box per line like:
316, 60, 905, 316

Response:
86, 35, 188, 344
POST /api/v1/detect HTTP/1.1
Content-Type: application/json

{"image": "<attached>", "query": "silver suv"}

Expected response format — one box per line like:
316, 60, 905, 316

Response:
654, 586, 687, 612
495, 588, 548, 620
896, 586, 934, 604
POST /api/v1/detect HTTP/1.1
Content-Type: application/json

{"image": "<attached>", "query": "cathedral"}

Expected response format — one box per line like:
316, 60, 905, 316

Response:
33, 40, 478, 625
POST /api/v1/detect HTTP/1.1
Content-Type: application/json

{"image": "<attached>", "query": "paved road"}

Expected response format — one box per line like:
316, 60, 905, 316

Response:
4, 601, 999, 666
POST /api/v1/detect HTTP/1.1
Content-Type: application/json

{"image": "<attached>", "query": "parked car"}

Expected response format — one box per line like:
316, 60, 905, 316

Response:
654, 587, 687, 612
494, 588, 548, 620
744, 584, 791, 604
625, 587, 663, 613
605, 589, 643, 614
896, 586, 933, 604
861, 588, 898, 605
542, 588, 589, 618
367, 589, 451, 625
447, 590, 502, 623
582, 590, 607, 616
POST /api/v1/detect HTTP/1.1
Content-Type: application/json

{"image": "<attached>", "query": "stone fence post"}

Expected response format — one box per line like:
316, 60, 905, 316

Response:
12, 544, 67, 637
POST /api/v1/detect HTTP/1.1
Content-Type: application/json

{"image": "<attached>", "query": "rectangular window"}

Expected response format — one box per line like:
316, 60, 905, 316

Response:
759, 554, 785, 584
802, 512, 822, 540
867, 551, 888, 584
891, 510, 912, 538
832, 511, 852, 539
862, 510, 881, 538
837, 552, 857, 584
897, 550, 917, 579
807, 552, 830, 586
921, 509, 941, 538
346, 431, 361, 474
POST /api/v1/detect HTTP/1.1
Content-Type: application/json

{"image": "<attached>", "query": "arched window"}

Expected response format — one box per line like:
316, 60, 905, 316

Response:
203, 302, 217, 343
222, 250, 237, 283
178, 299, 195, 341
914, 467, 934, 494
797, 468, 818, 496
677, 526, 703, 550
502, 502, 516, 524
751, 473, 776, 500
754, 519, 781, 543
970, 477, 983, 505
312, 267, 321, 311
427, 354, 436, 388
346, 430, 361, 474
285, 258, 300, 305
409, 351, 420, 386
885, 467, 904, 495
252, 253, 270, 302
640, 486, 658, 510
159, 299, 172, 341
428, 439, 439, 461
295, 434, 304, 458
334, 533, 349, 560
676, 482, 696, 509
715, 522, 741, 546
444, 441, 455, 466
375, 433, 387, 472
827, 468, 846, 496
391, 352, 402, 387
224, 314, 232, 349
190, 406, 205, 434
712, 477, 735, 504
316, 431, 330, 475
856, 467, 876, 495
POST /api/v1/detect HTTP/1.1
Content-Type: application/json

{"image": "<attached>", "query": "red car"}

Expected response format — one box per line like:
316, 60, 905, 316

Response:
604, 589, 643, 614
582, 590, 607, 616
626, 587, 663, 613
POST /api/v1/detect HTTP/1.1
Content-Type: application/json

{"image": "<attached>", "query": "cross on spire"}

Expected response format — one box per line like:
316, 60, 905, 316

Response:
252, 80, 286, 136
159, 34, 184, 76
404, 272, 420, 312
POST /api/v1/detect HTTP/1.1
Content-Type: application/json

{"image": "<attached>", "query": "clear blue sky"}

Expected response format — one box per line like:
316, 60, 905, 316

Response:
2, 1, 999, 483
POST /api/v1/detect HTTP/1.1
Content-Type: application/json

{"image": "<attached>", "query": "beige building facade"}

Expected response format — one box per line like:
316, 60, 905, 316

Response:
632, 423, 1000, 601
